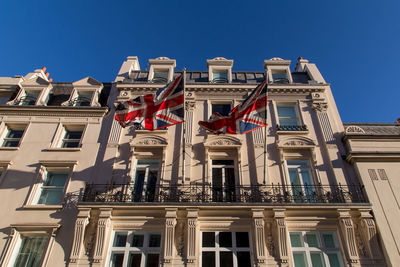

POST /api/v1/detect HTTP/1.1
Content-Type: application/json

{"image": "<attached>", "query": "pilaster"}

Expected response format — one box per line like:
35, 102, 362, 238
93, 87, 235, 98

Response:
163, 208, 177, 266
252, 209, 267, 266
92, 208, 112, 265
186, 208, 198, 266
358, 209, 384, 265
338, 209, 360, 266
69, 208, 90, 265
273, 209, 289, 267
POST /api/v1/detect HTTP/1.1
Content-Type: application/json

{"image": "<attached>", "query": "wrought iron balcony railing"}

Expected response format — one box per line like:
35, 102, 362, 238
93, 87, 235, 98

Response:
277, 124, 308, 131
80, 183, 367, 204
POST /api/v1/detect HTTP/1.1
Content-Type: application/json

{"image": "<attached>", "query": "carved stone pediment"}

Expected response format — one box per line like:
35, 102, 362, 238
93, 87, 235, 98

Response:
277, 136, 316, 149
130, 135, 167, 147
20, 76, 50, 87
204, 135, 241, 148
345, 125, 365, 134
73, 77, 102, 87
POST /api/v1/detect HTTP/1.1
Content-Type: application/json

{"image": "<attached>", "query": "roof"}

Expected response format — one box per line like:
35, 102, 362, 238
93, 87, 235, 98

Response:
343, 123, 400, 136
125, 71, 311, 84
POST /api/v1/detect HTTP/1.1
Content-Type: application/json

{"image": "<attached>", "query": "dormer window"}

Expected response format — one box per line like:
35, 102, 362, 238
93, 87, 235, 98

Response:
152, 69, 169, 83
72, 91, 93, 107
148, 57, 176, 83
271, 70, 289, 84
212, 71, 228, 84
207, 57, 233, 84
19, 90, 40, 105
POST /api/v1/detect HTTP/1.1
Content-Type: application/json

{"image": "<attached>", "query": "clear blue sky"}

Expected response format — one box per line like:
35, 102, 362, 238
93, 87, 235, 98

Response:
0, 0, 399, 123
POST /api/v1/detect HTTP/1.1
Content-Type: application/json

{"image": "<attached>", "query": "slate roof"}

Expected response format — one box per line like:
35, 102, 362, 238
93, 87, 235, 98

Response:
344, 123, 400, 136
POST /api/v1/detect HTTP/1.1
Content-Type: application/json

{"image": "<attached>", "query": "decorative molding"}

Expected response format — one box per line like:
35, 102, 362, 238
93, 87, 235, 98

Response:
345, 125, 366, 134
339, 215, 359, 264
130, 134, 168, 147
273, 210, 289, 265
204, 135, 241, 148
185, 100, 195, 111
311, 102, 328, 112
0, 106, 108, 117
70, 210, 90, 262
92, 209, 112, 263
359, 216, 382, 259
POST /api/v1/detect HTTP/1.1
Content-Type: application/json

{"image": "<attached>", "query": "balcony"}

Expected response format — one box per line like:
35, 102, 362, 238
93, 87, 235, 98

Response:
277, 124, 308, 132
80, 183, 367, 205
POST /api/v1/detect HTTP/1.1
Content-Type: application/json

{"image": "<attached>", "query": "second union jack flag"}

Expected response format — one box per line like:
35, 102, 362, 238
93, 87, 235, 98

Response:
198, 79, 268, 134
115, 75, 184, 130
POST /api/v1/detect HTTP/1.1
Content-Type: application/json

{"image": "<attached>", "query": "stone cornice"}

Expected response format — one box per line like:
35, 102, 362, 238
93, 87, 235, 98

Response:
0, 106, 108, 117
346, 151, 400, 163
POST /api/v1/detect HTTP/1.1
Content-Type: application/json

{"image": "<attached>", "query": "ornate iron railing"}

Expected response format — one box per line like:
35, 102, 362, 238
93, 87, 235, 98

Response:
80, 183, 367, 204
277, 124, 308, 131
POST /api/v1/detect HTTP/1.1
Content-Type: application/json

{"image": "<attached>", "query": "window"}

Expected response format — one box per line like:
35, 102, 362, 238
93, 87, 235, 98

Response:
2, 125, 25, 147
286, 160, 315, 203
290, 231, 344, 267
277, 104, 299, 126
212, 103, 231, 116
60, 126, 84, 148
272, 70, 289, 84
73, 91, 93, 107
152, 69, 169, 83
37, 171, 68, 205
19, 90, 40, 106
132, 159, 160, 202
212, 71, 228, 83
11, 235, 50, 267
108, 231, 161, 267
211, 160, 236, 202
201, 231, 251, 267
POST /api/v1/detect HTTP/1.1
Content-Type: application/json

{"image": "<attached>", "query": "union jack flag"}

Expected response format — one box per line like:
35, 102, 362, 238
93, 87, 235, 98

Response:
115, 75, 184, 130
199, 79, 268, 134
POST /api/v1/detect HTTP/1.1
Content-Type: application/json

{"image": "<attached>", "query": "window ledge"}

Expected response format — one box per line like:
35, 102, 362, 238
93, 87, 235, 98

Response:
44, 147, 81, 152
23, 204, 63, 210
0, 147, 19, 151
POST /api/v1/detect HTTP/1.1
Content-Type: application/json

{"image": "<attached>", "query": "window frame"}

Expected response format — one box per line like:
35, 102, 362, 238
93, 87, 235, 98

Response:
72, 90, 94, 107
106, 230, 163, 267
35, 168, 71, 205
0, 123, 27, 149
210, 159, 237, 202
53, 124, 86, 149
284, 159, 317, 203
289, 231, 345, 267
151, 69, 170, 83
272, 101, 306, 131
200, 231, 252, 267
132, 159, 162, 202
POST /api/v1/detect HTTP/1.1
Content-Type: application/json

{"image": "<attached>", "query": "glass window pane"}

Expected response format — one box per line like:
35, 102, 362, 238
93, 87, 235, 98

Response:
311, 252, 325, 267
322, 233, 336, 248
38, 188, 63, 204
219, 232, 232, 247
137, 159, 160, 166
277, 105, 296, 117
146, 253, 159, 267
128, 253, 141, 267
212, 160, 234, 166
212, 104, 231, 116
279, 117, 299, 126
293, 252, 307, 267
110, 253, 124, 267
290, 233, 303, 247
237, 251, 251, 267
131, 234, 144, 247
3, 140, 20, 147
327, 253, 342, 267
236, 232, 250, 248
7, 130, 24, 138
202, 232, 215, 247
306, 233, 319, 248
289, 169, 301, 185
202, 252, 215, 267
113, 233, 127, 247
148, 234, 161, 247
44, 173, 68, 186
220, 251, 233, 267
65, 131, 82, 139
14, 236, 49, 267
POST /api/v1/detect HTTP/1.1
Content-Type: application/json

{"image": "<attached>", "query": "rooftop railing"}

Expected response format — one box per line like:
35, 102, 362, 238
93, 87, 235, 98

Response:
80, 183, 367, 204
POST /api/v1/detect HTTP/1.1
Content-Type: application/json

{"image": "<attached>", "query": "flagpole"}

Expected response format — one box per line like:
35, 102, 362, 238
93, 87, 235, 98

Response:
182, 68, 186, 184
263, 77, 267, 185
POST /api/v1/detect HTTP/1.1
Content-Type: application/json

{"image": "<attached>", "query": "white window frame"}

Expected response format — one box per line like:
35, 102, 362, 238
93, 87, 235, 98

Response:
1, 224, 59, 267
0, 123, 27, 149
272, 101, 306, 129
289, 231, 345, 267
284, 159, 317, 202
34, 167, 72, 205
0, 160, 11, 185
200, 231, 252, 267
50, 123, 86, 149
210, 159, 238, 202
132, 159, 161, 202
266, 66, 293, 84
106, 230, 162, 267
209, 101, 234, 117
7, 87, 50, 106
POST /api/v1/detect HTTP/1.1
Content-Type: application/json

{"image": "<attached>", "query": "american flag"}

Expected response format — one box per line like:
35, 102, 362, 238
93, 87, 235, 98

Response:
115, 75, 184, 130
199, 79, 268, 134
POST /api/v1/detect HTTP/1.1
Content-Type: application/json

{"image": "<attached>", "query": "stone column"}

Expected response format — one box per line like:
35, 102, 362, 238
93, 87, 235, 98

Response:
69, 208, 90, 265
252, 209, 267, 266
92, 208, 112, 266
184, 98, 195, 183
338, 209, 360, 266
273, 209, 289, 267
163, 208, 177, 266
186, 208, 198, 266
358, 209, 384, 264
